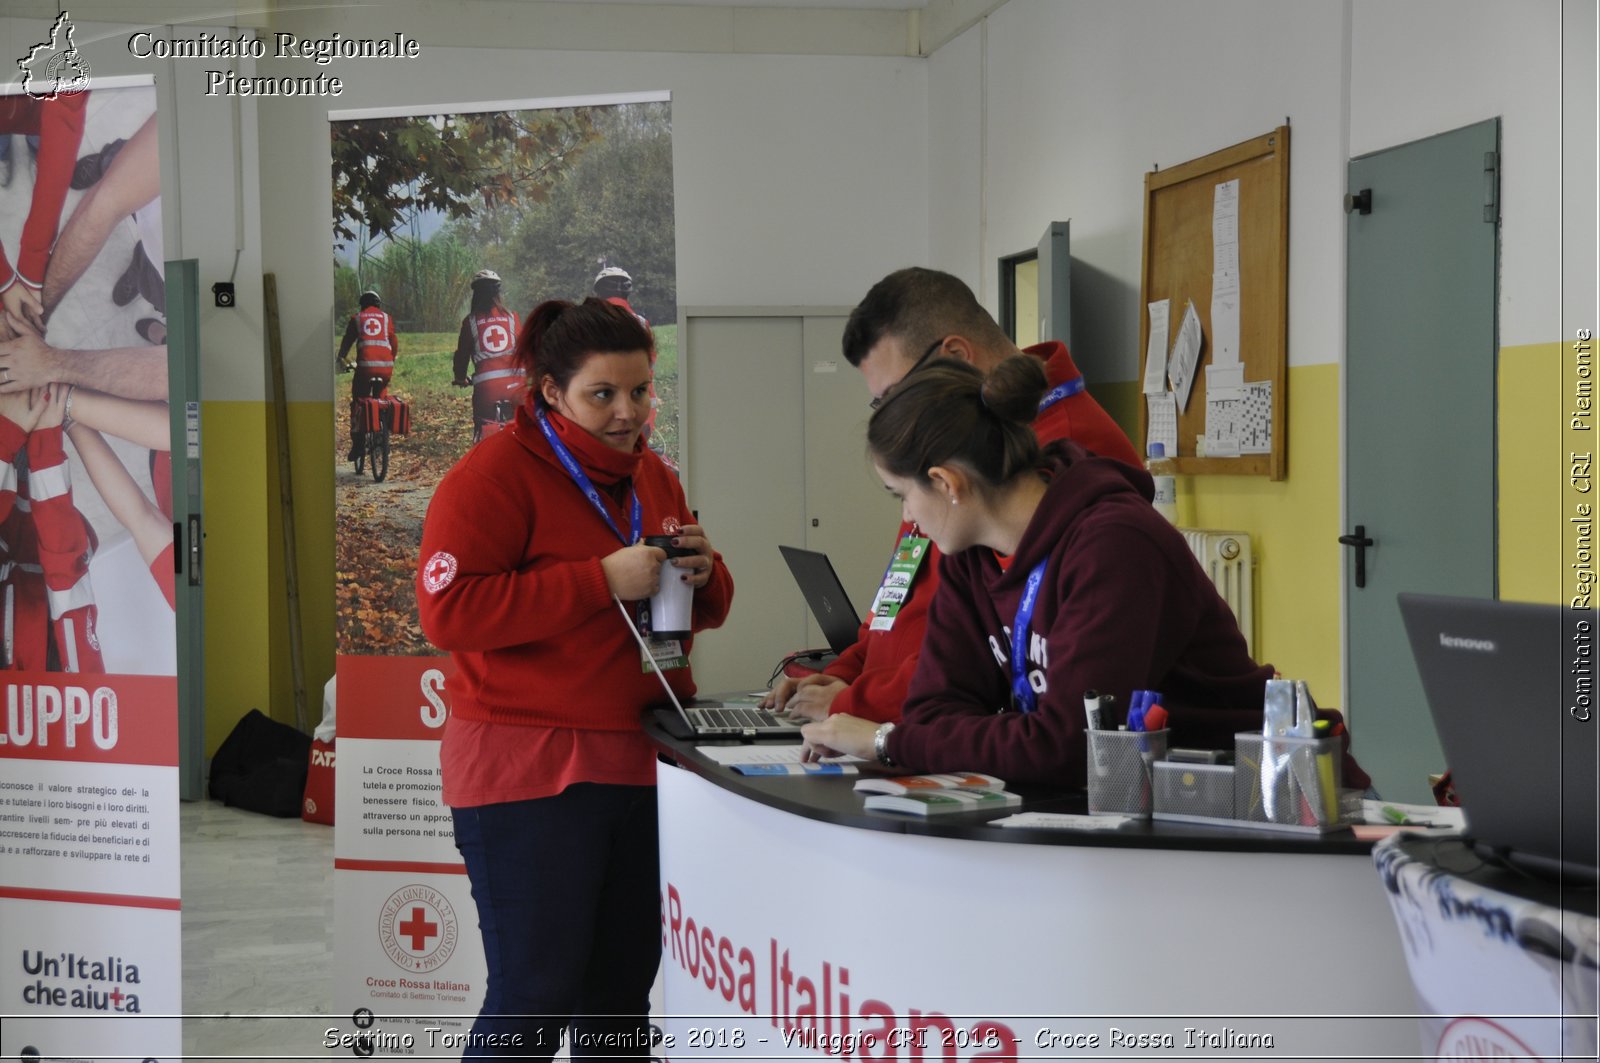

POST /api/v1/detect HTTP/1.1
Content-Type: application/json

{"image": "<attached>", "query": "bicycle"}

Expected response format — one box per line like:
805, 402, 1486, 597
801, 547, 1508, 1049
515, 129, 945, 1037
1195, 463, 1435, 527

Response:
353, 377, 392, 483
474, 397, 516, 443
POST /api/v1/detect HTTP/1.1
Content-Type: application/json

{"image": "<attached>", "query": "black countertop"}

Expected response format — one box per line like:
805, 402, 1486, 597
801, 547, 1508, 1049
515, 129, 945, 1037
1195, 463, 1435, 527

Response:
645, 713, 1378, 857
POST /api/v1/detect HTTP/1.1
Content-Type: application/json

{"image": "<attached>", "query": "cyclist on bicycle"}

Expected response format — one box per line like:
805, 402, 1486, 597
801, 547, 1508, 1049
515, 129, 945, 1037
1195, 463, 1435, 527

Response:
452, 269, 523, 442
592, 265, 664, 449
337, 289, 398, 462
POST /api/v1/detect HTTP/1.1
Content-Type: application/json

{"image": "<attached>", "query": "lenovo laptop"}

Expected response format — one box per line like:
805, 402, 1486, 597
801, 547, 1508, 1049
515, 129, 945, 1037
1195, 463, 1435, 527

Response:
779, 545, 864, 654
1399, 593, 1598, 883
614, 598, 804, 740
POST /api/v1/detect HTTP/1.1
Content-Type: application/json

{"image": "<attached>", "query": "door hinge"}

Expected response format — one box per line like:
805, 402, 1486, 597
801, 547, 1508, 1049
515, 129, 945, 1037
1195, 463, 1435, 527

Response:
1483, 150, 1498, 223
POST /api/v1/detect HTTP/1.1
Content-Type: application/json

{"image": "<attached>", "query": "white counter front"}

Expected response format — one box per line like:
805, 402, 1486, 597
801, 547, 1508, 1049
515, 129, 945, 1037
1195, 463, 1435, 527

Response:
655, 760, 1423, 1062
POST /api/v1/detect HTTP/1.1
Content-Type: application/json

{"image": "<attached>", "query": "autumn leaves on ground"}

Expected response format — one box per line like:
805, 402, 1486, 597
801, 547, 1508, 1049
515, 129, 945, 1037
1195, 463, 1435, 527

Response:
335, 332, 466, 656
334, 327, 680, 657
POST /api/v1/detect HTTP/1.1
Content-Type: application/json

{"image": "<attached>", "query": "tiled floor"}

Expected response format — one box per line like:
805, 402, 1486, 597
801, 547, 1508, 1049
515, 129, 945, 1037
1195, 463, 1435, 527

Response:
179, 799, 334, 1060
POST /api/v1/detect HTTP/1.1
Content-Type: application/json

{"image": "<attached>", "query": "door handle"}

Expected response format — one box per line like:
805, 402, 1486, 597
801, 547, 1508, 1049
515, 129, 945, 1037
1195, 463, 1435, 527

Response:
1338, 524, 1375, 588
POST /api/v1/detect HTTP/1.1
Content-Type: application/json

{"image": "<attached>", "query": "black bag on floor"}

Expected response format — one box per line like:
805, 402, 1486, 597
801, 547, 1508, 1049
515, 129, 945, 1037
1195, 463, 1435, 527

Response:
209, 708, 311, 818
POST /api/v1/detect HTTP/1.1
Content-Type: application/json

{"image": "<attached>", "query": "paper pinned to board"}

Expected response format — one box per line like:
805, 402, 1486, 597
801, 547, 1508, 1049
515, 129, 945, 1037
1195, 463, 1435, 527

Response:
1143, 299, 1171, 394
1213, 178, 1240, 272
1167, 300, 1204, 412
1205, 378, 1273, 455
1146, 391, 1179, 457
1210, 269, 1241, 369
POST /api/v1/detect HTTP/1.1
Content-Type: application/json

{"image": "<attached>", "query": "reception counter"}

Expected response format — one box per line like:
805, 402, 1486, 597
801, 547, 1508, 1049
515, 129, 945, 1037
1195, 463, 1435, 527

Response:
1373, 833, 1598, 1060
648, 725, 1424, 1061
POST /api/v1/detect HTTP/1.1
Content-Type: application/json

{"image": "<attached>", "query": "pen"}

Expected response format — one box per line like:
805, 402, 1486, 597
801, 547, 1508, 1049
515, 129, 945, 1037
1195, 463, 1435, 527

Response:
1082, 689, 1104, 731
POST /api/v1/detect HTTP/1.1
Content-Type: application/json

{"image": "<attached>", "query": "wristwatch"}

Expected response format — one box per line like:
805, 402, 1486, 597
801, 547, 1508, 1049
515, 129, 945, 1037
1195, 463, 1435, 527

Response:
873, 722, 896, 767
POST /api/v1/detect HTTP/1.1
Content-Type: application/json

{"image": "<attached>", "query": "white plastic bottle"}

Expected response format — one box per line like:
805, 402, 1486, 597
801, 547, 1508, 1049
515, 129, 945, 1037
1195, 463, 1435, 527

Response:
1146, 442, 1179, 524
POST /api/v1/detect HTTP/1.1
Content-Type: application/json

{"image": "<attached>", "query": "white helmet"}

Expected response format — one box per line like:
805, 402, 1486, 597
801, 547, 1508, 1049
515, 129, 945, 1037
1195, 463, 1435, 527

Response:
593, 266, 632, 295
471, 269, 501, 287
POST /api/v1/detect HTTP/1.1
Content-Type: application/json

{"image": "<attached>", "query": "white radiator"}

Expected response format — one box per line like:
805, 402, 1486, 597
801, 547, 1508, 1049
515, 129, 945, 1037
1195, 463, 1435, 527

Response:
1180, 529, 1255, 657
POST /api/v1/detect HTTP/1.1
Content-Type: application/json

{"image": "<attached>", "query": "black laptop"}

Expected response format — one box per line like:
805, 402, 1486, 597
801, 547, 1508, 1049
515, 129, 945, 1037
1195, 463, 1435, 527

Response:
779, 545, 864, 654
1399, 594, 1598, 883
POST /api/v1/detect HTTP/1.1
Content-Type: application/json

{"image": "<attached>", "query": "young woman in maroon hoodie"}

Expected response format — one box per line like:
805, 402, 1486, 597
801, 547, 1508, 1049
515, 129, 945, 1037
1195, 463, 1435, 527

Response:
417, 298, 733, 1059
801, 355, 1275, 788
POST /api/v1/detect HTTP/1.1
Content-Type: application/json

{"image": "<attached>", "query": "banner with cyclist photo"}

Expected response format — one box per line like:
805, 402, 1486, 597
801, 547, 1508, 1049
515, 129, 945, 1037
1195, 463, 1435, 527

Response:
328, 90, 678, 1049
0, 74, 182, 1062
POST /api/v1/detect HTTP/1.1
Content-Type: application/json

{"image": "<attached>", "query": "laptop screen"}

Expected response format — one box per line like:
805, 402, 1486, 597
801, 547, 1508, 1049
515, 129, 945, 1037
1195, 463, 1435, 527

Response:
779, 545, 863, 654
1399, 594, 1597, 882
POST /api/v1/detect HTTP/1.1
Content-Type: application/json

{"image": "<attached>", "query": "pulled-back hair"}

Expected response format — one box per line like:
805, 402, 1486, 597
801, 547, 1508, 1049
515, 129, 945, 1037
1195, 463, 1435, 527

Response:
516, 297, 654, 407
867, 356, 1047, 490
470, 282, 503, 316
842, 267, 1011, 367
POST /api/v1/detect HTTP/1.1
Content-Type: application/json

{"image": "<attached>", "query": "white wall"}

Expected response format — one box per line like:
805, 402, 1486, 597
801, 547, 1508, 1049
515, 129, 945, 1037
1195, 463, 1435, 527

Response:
1350, 0, 1565, 346
934, 0, 1349, 378
256, 10, 930, 401
927, 0, 1573, 369
0, 14, 264, 401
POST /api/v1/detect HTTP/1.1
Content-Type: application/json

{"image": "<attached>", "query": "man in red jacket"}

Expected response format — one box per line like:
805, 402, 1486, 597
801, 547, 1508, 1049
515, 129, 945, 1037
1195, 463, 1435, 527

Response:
764, 266, 1140, 723
336, 290, 398, 462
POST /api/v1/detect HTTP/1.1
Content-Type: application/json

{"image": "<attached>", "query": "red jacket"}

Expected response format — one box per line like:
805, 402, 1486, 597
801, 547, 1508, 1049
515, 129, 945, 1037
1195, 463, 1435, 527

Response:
352, 307, 397, 373
821, 342, 1137, 721
1028, 340, 1142, 467
417, 405, 733, 731
0, 417, 102, 673
454, 308, 522, 387
0, 93, 87, 293
886, 442, 1270, 788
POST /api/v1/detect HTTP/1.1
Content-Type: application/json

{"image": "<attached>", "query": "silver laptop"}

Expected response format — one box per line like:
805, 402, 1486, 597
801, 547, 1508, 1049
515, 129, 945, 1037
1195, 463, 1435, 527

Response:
614, 598, 804, 740
1399, 593, 1597, 883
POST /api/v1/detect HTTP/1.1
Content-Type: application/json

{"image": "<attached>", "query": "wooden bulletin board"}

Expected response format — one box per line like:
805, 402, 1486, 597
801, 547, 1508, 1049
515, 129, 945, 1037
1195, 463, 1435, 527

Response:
1139, 125, 1289, 480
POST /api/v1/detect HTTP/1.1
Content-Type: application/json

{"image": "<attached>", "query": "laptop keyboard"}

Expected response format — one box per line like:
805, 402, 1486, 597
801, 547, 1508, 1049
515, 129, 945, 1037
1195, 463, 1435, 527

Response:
699, 706, 790, 730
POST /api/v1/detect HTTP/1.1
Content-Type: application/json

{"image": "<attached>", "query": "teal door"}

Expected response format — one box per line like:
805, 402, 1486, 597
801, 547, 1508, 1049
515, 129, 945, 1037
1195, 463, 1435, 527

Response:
1344, 120, 1499, 802
166, 260, 204, 800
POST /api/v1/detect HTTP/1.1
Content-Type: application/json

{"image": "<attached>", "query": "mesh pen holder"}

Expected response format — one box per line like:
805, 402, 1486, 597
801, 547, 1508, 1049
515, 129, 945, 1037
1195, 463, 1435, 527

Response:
1234, 732, 1344, 829
1086, 729, 1168, 817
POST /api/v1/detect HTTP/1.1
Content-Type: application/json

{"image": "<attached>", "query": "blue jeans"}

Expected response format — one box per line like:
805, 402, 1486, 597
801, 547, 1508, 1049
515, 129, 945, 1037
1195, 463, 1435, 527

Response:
451, 784, 660, 1061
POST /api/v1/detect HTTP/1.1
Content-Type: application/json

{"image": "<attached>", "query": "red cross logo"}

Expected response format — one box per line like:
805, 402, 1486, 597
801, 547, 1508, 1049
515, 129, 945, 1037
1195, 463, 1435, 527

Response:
422, 551, 458, 594
363, 316, 384, 337
399, 906, 439, 952
481, 323, 511, 353
379, 884, 459, 972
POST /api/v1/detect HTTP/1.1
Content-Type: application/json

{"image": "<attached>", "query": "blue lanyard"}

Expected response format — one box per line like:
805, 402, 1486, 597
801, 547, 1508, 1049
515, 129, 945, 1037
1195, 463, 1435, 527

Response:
1037, 376, 1085, 414
1010, 559, 1049, 713
535, 407, 641, 547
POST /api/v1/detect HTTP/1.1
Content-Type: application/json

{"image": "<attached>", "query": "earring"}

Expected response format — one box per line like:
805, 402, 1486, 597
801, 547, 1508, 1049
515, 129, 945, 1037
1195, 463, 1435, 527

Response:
950, 496, 959, 506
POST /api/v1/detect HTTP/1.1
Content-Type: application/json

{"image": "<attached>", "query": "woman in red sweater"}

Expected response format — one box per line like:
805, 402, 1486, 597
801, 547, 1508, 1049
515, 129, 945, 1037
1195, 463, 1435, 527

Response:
417, 298, 733, 1060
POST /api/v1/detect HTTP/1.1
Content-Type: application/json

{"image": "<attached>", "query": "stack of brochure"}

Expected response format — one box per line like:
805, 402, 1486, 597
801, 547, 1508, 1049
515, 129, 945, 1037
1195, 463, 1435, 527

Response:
854, 773, 1020, 815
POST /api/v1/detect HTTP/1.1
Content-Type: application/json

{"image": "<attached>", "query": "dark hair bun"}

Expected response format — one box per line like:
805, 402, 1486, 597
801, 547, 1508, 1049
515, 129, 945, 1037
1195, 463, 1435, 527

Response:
979, 355, 1049, 424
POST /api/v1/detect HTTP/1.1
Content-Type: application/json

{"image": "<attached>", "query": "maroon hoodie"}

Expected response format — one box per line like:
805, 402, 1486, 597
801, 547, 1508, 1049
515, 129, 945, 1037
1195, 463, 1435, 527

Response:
890, 442, 1273, 788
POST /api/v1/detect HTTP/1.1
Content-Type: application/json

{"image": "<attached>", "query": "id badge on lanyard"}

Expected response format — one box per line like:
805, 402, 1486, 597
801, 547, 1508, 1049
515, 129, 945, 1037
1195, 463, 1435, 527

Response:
535, 407, 686, 670
868, 535, 930, 631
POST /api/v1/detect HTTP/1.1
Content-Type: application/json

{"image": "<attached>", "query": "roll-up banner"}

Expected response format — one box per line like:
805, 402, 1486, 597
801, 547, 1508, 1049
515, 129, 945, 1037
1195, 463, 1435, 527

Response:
328, 91, 676, 1055
0, 66, 180, 1063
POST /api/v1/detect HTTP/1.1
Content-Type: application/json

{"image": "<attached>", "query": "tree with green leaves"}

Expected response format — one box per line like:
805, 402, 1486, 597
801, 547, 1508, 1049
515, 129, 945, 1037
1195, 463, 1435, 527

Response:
494, 102, 677, 323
